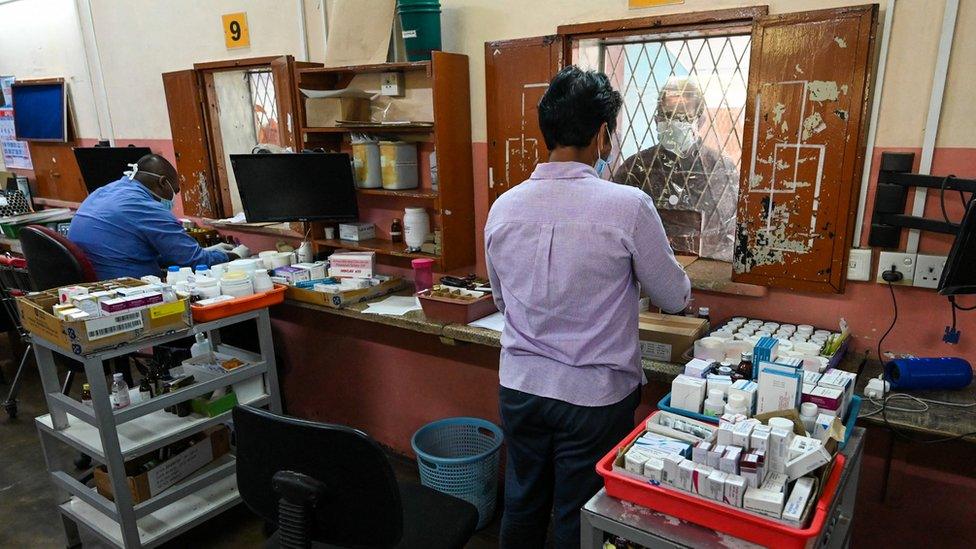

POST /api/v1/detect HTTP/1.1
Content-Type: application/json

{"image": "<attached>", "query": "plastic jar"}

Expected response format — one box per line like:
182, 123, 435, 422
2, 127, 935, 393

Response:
252, 270, 274, 293
412, 258, 435, 292
380, 141, 419, 189
220, 272, 254, 298
404, 207, 430, 251
725, 393, 748, 416
703, 389, 726, 417
800, 402, 819, 434
352, 140, 382, 188
166, 266, 184, 285
196, 277, 220, 299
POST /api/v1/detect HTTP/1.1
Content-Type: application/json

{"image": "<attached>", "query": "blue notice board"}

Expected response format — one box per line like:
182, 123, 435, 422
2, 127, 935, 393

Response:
11, 82, 66, 142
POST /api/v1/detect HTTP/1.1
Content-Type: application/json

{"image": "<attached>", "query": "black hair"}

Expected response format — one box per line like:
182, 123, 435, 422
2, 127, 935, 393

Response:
537, 66, 622, 150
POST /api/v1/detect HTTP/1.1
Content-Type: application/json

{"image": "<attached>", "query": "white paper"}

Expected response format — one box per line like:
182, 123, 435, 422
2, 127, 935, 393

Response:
362, 295, 421, 316
299, 88, 374, 99
468, 311, 505, 332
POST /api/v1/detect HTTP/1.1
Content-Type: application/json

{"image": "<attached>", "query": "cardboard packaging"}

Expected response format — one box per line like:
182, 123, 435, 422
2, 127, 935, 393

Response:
785, 443, 832, 481
705, 470, 728, 501
692, 441, 712, 465
813, 413, 835, 441
671, 375, 707, 414
803, 386, 843, 416
328, 251, 376, 279
638, 312, 709, 362
633, 432, 692, 458
58, 285, 88, 304
757, 362, 802, 414
729, 379, 758, 415
274, 265, 312, 284
732, 420, 757, 449
661, 454, 685, 488
684, 358, 713, 378
744, 487, 785, 518
782, 477, 816, 524
305, 96, 370, 127
707, 444, 726, 470
724, 474, 747, 507
338, 222, 376, 242
693, 464, 714, 495
761, 472, 789, 494
677, 459, 696, 492
643, 457, 665, 483
707, 374, 733, 397
625, 449, 650, 474
768, 427, 796, 475
720, 446, 742, 475
789, 436, 823, 460
292, 262, 328, 280
717, 420, 736, 446
94, 426, 230, 504
285, 276, 406, 309
750, 425, 772, 453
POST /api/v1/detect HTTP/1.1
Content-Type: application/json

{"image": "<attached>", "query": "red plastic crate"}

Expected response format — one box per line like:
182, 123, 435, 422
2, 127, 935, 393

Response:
190, 284, 286, 322
597, 412, 846, 549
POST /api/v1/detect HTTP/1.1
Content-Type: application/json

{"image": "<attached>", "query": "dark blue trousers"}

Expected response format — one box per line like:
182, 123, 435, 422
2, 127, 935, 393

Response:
498, 386, 640, 549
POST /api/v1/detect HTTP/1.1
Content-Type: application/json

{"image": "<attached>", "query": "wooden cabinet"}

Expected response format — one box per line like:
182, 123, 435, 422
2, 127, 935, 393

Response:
297, 52, 476, 272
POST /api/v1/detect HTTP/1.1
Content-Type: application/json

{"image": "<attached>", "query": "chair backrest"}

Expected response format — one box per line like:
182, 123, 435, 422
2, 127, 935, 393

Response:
19, 225, 97, 290
233, 405, 405, 547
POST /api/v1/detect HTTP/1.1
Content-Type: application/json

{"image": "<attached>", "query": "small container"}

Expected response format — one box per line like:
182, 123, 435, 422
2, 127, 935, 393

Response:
110, 373, 130, 410
165, 266, 183, 285
252, 270, 274, 293
717, 363, 734, 377
768, 417, 794, 431
404, 207, 430, 251
221, 272, 254, 298
697, 307, 710, 322
702, 389, 726, 418
737, 351, 753, 379
725, 393, 748, 416
161, 285, 178, 303
391, 218, 404, 243
412, 258, 435, 293
195, 264, 212, 279
800, 402, 819, 435
196, 277, 221, 299
352, 140, 382, 188
324, 227, 336, 239
210, 263, 228, 279
380, 141, 419, 190
81, 383, 92, 406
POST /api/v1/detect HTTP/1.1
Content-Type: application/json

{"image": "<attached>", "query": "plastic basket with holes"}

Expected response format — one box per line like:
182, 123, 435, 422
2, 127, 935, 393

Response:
411, 417, 504, 529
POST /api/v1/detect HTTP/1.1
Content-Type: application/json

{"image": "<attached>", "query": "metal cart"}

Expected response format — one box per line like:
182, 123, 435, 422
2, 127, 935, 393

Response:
581, 427, 864, 549
33, 308, 282, 549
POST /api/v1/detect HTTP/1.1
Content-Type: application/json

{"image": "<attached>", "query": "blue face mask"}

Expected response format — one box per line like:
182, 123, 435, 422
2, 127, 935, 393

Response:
125, 163, 176, 210
594, 125, 613, 178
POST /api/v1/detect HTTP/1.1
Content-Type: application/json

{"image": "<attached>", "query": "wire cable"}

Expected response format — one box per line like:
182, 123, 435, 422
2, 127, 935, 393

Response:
877, 280, 898, 366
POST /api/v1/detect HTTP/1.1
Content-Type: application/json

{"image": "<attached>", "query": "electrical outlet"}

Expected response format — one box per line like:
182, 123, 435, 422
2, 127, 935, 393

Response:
847, 248, 872, 281
914, 254, 947, 289
877, 252, 916, 285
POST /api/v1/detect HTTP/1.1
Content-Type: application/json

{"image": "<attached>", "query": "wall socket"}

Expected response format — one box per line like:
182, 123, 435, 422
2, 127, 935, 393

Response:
876, 252, 916, 285
847, 248, 872, 281
914, 254, 947, 289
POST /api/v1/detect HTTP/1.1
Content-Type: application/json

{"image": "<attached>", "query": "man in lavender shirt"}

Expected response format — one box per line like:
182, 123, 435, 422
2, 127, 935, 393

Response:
485, 66, 691, 548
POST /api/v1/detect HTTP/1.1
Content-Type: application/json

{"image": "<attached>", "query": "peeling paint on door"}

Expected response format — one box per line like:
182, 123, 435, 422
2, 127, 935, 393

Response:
807, 81, 839, 103
834, 37, 847, 48
801, 112, 827, 140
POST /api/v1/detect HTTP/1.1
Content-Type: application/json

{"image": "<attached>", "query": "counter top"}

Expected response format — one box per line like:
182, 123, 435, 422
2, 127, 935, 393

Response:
281, 295, 974, 440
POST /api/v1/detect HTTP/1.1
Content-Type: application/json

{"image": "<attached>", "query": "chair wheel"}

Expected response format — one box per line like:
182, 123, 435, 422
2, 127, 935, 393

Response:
74, 454, 92, 471
3, 401, 16, 419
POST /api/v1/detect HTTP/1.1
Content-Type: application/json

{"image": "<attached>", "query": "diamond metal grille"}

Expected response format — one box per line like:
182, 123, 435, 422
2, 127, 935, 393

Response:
248, 69, 280, 145
574, 34, 751, 260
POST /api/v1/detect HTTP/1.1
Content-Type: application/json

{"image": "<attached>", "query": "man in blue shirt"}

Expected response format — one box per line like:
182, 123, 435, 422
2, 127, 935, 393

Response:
69, 154, 248, 280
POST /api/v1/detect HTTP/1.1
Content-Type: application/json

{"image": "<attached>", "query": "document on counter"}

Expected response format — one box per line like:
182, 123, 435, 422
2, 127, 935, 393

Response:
468, 311, 505, 332
362, 296, 422, 316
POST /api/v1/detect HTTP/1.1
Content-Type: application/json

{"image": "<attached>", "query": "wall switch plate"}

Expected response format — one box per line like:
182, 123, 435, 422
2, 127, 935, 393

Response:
914, 254, 947, 289
847, 249, 872, 281
380, 72, 404, 96
876, 252, 916, 285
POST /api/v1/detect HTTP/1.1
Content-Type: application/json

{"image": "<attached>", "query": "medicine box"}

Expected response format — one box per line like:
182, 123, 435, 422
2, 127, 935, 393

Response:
728, 379, 758, 415
716, 420, 735, 446
661, 454, 684, 488
692, 441, 712, 464
328, 251, 376, 279
684, 358, 713, 378
707, 444, 726, 469
782, 477, 816, 524
677, 459, 696, 492
632, 433, 691, 458
705, 470, 727, 501
720, 446, 742, 475
706, 374, 733, 397
803, 386, 843, 415
732, 421, 756, 449
338, 222, 376, 242
724, 473, 747, 507
757, 362, 802, 415
768, 427, 795, 475
743, 487, 784, 518
643, 457, 665, 483
693, 464, 714, 495
273, 265, 312, 284
638, 312, 709, 363
293, 262, 327, 280
750, 425, 771, 453
671, 375, 707, 414
785, 443, 832, 481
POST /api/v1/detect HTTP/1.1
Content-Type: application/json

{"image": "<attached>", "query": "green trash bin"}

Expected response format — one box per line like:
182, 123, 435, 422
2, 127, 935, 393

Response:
398, 0, 441, 61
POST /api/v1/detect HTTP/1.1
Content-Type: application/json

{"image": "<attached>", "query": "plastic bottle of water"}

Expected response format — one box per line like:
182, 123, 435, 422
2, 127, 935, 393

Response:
110, 373, 131, 410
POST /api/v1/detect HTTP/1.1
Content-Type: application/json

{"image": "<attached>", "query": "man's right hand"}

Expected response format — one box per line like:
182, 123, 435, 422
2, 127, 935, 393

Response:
205, 243, 235, 253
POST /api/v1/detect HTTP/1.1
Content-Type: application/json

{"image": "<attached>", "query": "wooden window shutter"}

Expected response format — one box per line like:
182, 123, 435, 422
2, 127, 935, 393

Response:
485, 35, 564, 205
732, 5, 878, 293
271, 55, 323, 151
162, 70, 221, 218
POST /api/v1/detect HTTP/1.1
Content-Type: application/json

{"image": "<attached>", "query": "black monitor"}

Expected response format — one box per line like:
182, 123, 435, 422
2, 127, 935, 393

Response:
230, 152, 358, 223
73, 146, 152, 194
939, 198, 976, 296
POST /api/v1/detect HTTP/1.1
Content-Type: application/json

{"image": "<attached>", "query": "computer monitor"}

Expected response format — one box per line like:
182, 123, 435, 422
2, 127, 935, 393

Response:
939, 198, 976, 296
73, 146, 152, 194
230, 152, 358, 223
11, 82, 67, 142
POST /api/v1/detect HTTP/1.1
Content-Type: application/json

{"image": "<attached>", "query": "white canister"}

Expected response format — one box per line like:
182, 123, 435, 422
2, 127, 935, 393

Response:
380, 141, 419, 190
210, 263, 228, 279
228, 258, 260, 274
267, 252, 294, 269
221, 272, 254, 298
253, 271, 274, 293
352, 141, 382, 189
196, 277, 221, 299
403, 207, 430, 251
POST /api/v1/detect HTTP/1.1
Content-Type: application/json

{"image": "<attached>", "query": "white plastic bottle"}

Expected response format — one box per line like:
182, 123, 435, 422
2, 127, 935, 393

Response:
800, 402, 819, 435
190, 333, 212, 358
195, 264, 212, 280
166, 266, 183, 285
703, 389, 726, 417
724, 393, 748, 416
110, 373, 131, 410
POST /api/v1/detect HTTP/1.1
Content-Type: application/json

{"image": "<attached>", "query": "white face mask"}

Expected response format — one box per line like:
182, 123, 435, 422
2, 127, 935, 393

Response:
656, 119, 698, 156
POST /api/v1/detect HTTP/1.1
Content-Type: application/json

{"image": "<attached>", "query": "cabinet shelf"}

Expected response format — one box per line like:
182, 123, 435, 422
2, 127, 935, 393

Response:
314, 238, 440, 260
298, 60, 431, 75
303, 124, 434, 135
357, 188, 439, 200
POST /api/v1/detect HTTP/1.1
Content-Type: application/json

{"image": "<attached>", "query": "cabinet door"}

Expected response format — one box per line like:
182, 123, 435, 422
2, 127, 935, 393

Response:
732, 5, 878, 293
162, 70, 221, 218
271, 56, 323, 151
485, 35, 564, 205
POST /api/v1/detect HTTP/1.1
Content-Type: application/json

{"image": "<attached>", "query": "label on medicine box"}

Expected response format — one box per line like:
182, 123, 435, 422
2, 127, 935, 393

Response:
338, 222, 376, 241
639, 340, 672, 362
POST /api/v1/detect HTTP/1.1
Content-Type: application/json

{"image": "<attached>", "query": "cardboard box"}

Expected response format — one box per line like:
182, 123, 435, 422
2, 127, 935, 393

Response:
624, 449, 650, 474
761, 472, 789, 494
732, 421, 756, 449
677, 459, 696, 491
661, 454, 685, 488
285, 276, 406, 309
305, 96, 370, 127
744, 487, 784, 518
720, 446, 742, 475
729, 379, 758, 415
757, 362, 802, 415
292, 262, 328, 280
693, 464, 714, 495
643, 457, 665, 483
706, 374, 733, 397
750, 425, 772, 453
768, 427, 795, 475
274, 266, 312, 284
632, 432, 692, 458
705, 470, 728, 501
671, 375, 707, 414
683, 358, 713, 378
782, 477, 816, 524
338, 222, 376, 242
803, 386, 843, 415
692, 441, 712, 464
328, 251, 376, 279
716, 420, 735, 446
94, 426, 230, 504
638, 312, 708, 362
18, 278, 190, 356
724, 474, 747, 507
707, 444, 726, 469
785, 444, 832, 481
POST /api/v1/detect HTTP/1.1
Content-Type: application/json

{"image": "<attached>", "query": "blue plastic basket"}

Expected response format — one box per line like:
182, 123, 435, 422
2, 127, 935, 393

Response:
411, 417, 503, 529
657, 393, 862, 450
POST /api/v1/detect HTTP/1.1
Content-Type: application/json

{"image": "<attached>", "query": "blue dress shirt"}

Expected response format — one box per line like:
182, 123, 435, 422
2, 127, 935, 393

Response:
68, 178, 229, 280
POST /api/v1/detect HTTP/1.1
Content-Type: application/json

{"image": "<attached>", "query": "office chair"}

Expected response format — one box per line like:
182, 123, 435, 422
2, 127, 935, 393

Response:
234, 405, 480, 549
19, 225, 98, 290
0, 255, 32, 419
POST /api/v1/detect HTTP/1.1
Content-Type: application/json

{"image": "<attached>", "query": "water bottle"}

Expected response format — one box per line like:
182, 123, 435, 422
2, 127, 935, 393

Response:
110, 373, 131, 409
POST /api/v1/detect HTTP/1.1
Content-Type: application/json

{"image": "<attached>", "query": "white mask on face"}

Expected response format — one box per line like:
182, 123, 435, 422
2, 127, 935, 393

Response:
656, 119, 698, 156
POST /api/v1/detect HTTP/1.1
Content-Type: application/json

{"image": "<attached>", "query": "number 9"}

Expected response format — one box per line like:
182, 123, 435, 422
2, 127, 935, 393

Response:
230, 20, 242, 41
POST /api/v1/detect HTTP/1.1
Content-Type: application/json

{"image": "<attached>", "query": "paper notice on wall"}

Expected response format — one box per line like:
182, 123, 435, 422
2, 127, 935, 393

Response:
0, 108, 32, 170
324, 0, 395, 67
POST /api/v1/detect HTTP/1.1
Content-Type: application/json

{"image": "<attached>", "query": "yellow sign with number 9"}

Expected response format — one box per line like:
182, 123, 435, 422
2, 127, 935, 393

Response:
222, 12, 250, 49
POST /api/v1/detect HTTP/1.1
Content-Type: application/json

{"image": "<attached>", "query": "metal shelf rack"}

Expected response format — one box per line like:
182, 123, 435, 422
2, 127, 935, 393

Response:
33, 307, 282, 548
